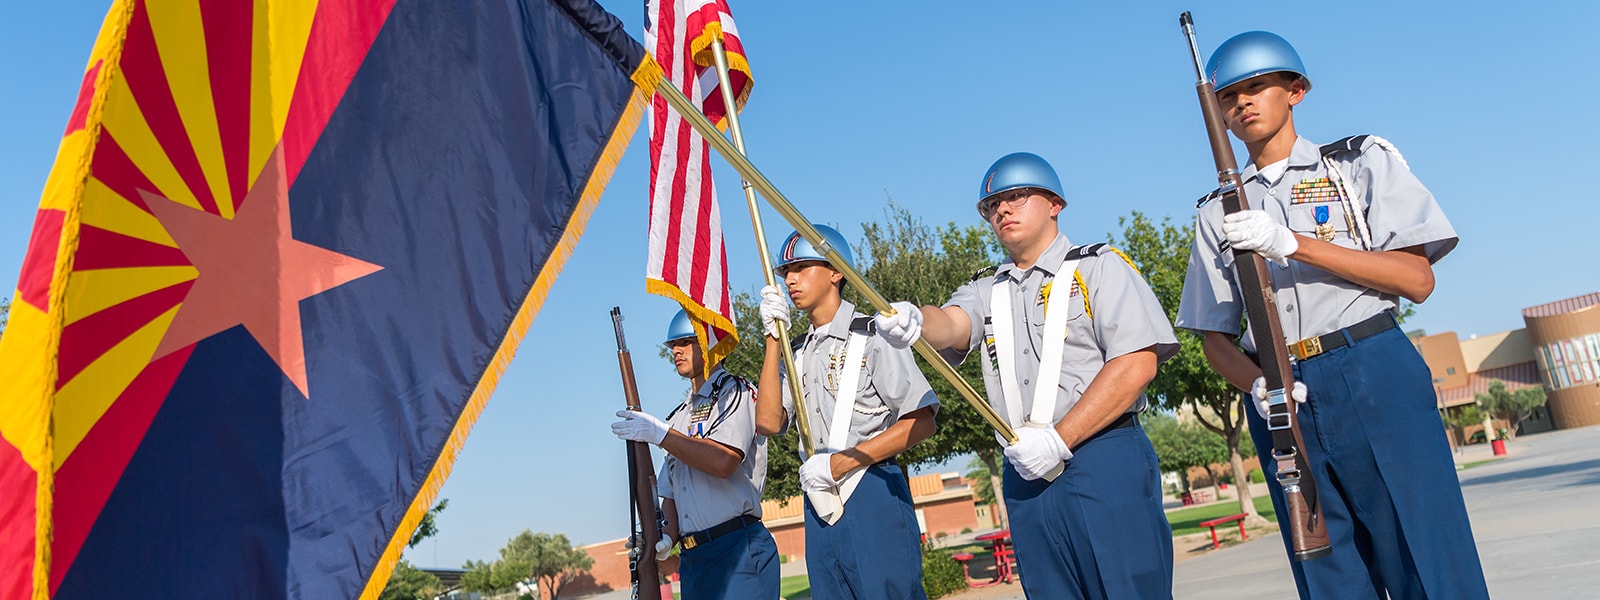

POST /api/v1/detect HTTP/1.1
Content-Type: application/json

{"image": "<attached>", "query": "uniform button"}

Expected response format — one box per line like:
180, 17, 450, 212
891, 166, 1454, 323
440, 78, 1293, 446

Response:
1023, 349, 1031, 355
1285, 304, 1295, 312
1023, 379, 1030, 385
1269, 189, 1277, 195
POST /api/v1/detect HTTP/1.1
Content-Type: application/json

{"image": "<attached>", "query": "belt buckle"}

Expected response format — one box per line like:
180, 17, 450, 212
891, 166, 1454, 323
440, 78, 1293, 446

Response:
1289, 336, 1323, 361
682, 535, 699, 550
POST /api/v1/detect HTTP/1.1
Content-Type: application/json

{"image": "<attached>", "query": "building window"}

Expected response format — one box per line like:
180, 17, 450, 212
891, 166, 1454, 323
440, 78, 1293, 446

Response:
1446, 367, 1456, 375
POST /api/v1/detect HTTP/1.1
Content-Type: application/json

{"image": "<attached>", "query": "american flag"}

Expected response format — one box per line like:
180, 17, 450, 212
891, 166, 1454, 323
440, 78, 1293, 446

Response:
644, 0, 753, 371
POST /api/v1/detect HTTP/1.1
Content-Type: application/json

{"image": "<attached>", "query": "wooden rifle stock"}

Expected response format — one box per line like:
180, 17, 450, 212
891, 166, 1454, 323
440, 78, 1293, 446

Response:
611, 308, 664, 599
1178, 12, 1331, 561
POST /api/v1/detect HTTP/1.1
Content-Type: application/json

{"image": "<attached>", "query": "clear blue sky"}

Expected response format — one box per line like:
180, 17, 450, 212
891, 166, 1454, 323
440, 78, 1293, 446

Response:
3, 1, 1595, 570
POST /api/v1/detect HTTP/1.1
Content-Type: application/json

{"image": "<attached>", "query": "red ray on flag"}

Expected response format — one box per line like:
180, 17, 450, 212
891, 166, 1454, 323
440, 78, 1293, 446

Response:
644, 0, 754, 371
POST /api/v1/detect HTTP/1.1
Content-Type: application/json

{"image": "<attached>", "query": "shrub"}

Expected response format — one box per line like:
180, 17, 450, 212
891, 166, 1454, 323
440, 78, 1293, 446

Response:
1248, 468, 1264, 484
921, 543, 969, 598
960, 527, 972, 534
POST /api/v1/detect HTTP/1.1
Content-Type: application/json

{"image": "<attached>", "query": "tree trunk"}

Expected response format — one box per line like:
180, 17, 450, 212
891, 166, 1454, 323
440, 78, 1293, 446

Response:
1229, 448, 1265, 524
979, 450, 1009, 530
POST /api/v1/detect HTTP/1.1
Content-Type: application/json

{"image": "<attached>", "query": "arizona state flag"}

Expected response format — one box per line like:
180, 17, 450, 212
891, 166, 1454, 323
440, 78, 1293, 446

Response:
0, 0, 658, 597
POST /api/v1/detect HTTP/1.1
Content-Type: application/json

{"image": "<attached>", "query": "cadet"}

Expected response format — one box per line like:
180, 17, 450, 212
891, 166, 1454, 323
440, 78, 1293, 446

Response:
610, 310, 779, 599
1175, 31, 1488, 599
752, 224, 939, 600
752, 225, 934, 600
876, 154, 1179, 599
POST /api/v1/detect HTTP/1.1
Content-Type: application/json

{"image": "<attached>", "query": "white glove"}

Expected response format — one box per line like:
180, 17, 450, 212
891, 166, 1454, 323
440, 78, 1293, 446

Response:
759, 285, 790, 339
799, 453, 838, 493
1004, 426, 1073, 481
872, 301, 923, 349
655, 535, 674, 560
1250, 378, 1308, 420
611, 409, 670, 445
1222, 210, 1299, 266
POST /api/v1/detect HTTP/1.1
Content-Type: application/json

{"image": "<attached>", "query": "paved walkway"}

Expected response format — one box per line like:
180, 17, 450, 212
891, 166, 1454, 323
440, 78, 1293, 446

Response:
577, 427, 1599, 599
945, 425, 1600, 599
1170, 425, 1600, 599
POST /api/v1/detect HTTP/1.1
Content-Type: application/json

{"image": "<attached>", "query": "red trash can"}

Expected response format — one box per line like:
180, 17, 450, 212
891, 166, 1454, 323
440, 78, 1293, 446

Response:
1491, 439, 1507, 456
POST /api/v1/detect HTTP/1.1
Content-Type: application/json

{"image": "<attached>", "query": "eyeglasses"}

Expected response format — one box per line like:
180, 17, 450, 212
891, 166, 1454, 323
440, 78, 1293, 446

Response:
977, 188, 1038, 220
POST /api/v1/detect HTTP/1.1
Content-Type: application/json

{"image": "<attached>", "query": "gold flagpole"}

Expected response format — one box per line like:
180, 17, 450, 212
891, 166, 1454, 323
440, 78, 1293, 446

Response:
706, 38, 815, 458
649, 58, 1019, 445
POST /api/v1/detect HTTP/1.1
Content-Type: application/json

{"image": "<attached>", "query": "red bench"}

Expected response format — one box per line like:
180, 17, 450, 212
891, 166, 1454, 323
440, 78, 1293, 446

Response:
1197, 513, 1248, 549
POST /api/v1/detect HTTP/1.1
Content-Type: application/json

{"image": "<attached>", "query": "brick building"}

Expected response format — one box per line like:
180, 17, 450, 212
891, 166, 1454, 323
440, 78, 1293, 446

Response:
565, 470, 995, 596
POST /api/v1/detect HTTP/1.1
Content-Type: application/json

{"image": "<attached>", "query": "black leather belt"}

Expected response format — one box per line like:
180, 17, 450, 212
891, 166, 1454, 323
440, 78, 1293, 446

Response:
1100, 411, 1137, 434
681, 514, 760, 550
1080, 411, 1138, 447
1287, 311, 1398, 361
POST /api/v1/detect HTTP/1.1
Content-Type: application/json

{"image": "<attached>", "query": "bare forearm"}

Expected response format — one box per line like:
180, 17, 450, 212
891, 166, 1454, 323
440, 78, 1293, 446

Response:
1203, 331, 1260, 392
1054, 349, 1157, 449
754, 337, 788, 436
658, 497, 680, 574
660, 497, 680, 540
831, 407, 936, 479
659, 433, 742, 479
1291, 240, 1435, 302
918, 305, 971, 351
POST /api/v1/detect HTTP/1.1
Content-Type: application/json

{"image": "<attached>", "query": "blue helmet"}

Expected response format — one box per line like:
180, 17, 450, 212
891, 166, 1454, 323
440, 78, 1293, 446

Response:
775, 224, 854, 273
664, 309, 695, 344
1206, 31, 1310, 93
978, 152, 1064, 206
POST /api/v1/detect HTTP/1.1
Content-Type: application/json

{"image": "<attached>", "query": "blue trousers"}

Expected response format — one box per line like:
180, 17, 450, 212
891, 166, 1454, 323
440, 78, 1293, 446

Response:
803, 463, 927, 600
678, 519, 779, 600
1003, 424, 1173, 600
1248, 326, 1489, 599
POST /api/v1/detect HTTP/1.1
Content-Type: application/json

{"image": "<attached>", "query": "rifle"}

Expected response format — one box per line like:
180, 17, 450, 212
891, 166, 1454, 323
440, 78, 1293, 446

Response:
1178, 12, 1331, 561
611, 307, 664, 599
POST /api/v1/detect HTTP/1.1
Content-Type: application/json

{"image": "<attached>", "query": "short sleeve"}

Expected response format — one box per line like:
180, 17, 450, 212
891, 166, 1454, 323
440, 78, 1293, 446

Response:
1176, 208, 1244, 336
1085, 253, 1179, 362
866, 339, 940, 420
656, 460, 674, 499
704, 382, 757, 459
1355, 143, 1458, 263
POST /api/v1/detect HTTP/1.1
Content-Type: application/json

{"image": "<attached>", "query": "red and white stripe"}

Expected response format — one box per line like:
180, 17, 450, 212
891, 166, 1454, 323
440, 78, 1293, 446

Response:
644, 0, 754, 368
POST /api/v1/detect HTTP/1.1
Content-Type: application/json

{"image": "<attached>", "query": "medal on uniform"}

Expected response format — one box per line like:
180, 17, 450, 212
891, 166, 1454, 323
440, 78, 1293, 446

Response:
1313, 205, 1335, 241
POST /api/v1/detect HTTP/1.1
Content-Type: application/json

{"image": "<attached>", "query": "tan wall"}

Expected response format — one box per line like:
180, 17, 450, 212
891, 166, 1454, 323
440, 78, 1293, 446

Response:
1461, 328, 1534, 372
1525, 304, 1600, 428
1415, 332, 1469, 390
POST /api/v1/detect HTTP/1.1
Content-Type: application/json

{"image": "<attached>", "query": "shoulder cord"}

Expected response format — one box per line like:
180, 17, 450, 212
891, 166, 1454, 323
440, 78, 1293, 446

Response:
1319, 156, 1374, 251
662, 371, 746, 439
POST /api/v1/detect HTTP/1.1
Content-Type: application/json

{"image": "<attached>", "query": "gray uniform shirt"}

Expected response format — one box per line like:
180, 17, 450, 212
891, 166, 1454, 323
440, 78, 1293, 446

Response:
1176, 136, 1458, 350
657, 367, 767, 533
780, 300, 940, 453
943, 234, 1179, 427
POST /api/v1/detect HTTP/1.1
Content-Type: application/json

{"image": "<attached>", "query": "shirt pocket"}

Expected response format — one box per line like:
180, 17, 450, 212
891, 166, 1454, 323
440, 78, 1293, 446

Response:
1286, 201, 1358, 250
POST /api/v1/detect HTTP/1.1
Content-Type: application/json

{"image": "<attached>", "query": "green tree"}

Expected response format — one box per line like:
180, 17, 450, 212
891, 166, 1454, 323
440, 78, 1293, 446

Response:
408, 498, 449, 549
1475, 380, 1547, 438
513, 530, 593, 600
381, 498, 449, 599
964, 456, 996, 506
1, 297, 10, 339
458, 531, 592, 599
1110, 212, 1261, 521
1445, 404, 1485, 431
380, 561, 441, 600
1144, 411, 1228, 494
460, 559, 516, 594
